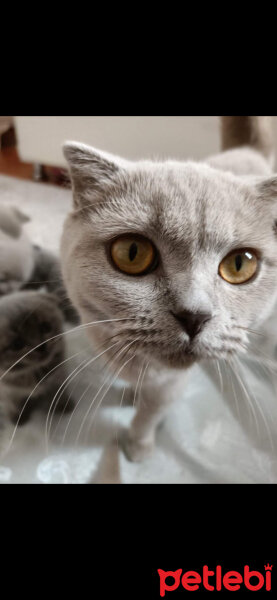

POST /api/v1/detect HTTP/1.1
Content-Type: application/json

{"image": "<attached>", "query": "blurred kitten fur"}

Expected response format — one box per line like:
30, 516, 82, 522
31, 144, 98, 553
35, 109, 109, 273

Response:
0, 291, 71, 450
0, 204, 34, 295
0, 203, 78, 323
26, 245, 80, 324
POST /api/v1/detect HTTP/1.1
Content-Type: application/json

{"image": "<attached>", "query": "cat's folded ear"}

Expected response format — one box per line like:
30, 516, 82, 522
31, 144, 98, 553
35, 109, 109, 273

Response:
255, 175, 277, 201
63, 141, 130, 210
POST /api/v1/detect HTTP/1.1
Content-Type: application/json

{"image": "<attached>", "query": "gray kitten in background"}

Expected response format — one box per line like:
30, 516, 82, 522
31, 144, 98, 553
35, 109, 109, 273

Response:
61, 116, 277, 461
0, 291, 70, 451
0, 205, 34, 295
0, 203, 79, 323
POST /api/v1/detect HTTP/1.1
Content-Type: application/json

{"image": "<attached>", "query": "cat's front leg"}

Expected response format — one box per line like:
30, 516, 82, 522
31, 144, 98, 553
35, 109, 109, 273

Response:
121, 371, 187, 462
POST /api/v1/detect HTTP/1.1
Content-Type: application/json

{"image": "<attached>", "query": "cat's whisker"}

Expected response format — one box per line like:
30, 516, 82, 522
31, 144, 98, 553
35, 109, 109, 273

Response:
50, 365, 84, 440
45, 356, 97, 450
115, 387, 126, 450
132, 362, 145, 410
249, 341, 277, 364
224, 359, 242, 424
256, 361, 275, 381
237, 356, 275, 452
99, 339, 131, 372
60, 379, 96, 448
80, 340, 138, 447
215, 359, 224, 395
96, 331, 129, 349
137, 361, 150, 408
60, 339, 135, 447
46, 353, 94, 442
249, 358, 277, 424
248, 355, 277, 375
76, 340, 138, 447
0, 317, 135, 382
76, 351, 136, 448
48, 332, 121, 439
228, 357, 261, 439
2, 348, 86, 457
235, 336, 277, 373
237, 350, 277, 435
84, 353, 138, 447
232, 356, 275, 452
235, 325, 267, 338
45, 340, 121, 452
241, 343, 277, 373
59, 345, 126, 448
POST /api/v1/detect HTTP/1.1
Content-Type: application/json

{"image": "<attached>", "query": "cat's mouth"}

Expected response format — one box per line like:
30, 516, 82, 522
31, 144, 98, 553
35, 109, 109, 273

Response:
153, 335, 246, 367
183, 339, 245, 362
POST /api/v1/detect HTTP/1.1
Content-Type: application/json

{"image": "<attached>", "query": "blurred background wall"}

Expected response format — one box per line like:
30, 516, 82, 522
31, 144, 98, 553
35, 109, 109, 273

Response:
1, 117, 276, 185
14, 116, 277, 168
14, 116, 221, 165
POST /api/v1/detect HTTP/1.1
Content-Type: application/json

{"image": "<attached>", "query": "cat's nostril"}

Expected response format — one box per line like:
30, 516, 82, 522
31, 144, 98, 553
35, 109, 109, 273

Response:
172, 310, 211, 339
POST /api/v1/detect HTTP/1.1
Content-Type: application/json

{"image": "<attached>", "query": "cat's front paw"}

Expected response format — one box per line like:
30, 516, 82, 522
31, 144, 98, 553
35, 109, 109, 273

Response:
120, 429, 154, 462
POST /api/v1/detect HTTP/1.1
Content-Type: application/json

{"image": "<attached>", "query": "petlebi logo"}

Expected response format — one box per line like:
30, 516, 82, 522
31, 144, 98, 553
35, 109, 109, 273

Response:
158, 564, 273, 595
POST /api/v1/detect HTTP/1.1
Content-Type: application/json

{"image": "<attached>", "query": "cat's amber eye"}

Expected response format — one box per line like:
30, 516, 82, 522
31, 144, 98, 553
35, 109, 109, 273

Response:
110, 235, 156, 275
219, 249, 258, 284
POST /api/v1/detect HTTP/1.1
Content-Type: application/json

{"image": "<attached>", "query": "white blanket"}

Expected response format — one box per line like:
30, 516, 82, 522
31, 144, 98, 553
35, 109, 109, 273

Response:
1, 174, 277, 484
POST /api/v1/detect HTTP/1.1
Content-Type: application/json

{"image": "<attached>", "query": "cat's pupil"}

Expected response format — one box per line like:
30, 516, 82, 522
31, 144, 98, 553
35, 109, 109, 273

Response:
235, 255, 243, 271
129, 242, 138, 262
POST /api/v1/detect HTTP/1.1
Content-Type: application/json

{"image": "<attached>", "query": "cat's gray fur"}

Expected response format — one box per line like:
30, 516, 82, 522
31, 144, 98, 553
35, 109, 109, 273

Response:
0, 204, 34, 295
26, 245, 80, 324
0, 291, 70, 453
61, 116, 277, 461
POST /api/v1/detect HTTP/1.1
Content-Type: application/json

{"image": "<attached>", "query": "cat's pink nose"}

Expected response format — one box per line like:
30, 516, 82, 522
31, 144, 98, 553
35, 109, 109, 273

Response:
172, 310, 211, 339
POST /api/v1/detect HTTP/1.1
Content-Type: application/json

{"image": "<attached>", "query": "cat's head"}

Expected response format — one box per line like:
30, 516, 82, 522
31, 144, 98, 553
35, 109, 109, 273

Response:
61, 142, 277, 368
0, 292, 64, 373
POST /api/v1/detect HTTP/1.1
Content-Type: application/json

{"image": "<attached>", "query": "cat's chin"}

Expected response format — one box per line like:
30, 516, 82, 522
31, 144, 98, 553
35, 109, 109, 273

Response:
158, 344, 236, 368
157, 349, 197, 369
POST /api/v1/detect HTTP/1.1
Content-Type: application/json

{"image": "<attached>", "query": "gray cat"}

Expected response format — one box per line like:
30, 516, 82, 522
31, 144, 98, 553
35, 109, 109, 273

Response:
0, 205, 34, 295
60, 116, 277, 461
0, 291, 71, 450
0, 203, 78, 324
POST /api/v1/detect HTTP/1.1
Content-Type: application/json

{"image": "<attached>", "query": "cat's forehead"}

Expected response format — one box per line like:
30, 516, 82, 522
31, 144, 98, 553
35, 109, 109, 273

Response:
93, 162, 269, 254
145, 165, 261, 247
